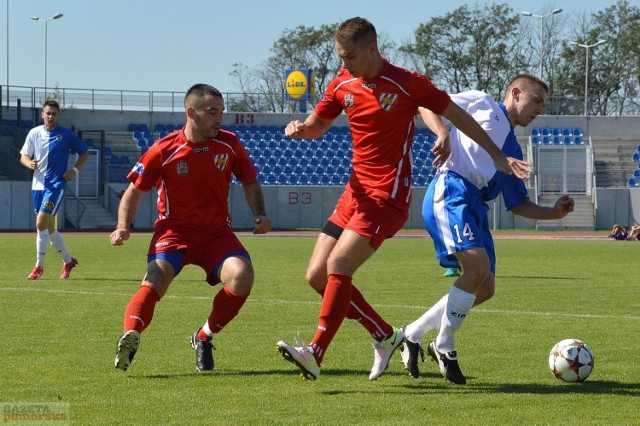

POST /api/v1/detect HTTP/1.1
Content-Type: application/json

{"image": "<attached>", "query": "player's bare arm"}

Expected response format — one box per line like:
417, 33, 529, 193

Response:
418, 107, 451, 167
511, 195, 575, 220
284, 113, 334, 140
441, 102, 532, 179
20, 154, 39, 170
242, 180, 272, 234
110, 184, 145, 245
63, 151, 90, 181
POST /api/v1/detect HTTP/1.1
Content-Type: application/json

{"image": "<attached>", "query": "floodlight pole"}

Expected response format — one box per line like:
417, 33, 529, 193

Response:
30, 13, 63, 98
520, 8, 563, 80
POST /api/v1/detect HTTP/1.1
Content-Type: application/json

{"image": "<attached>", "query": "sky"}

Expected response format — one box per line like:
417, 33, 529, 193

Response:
0, 0, 626, 94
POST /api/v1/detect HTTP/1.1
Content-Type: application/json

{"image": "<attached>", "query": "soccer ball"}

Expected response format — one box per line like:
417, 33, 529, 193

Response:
548, 339, 594, 382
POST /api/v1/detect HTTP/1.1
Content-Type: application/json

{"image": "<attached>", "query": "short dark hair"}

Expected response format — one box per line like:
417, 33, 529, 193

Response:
336, 17, 377, 46
42, 99, 60, 111
507, 74, 549, 94
184, 84, 222, 107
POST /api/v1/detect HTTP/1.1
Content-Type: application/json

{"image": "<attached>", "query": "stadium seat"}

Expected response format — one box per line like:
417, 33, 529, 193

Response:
542, 136, 553, 145
127, 123, 139, 132
628, 177, 639, 187
553, 136, 563, 145
530, 136, 541, 145
154, 124, 166, 133
574, 136, 584, 145
552, 128, 562, 137
632, 152, 640, 162
138, 123, 149, 132
541, 128, 552, 137
634, 169, 640, 178
530, 128, 541, 136
562, 128, 573, 136
573, 128, 583, 137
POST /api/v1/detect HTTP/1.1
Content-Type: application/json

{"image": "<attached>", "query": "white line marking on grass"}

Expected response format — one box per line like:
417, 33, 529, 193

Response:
1, 287, 637, 321
0, 287, 640, 321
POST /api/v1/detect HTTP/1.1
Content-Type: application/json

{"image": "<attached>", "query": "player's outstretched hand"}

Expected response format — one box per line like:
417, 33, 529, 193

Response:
553, 195, 575, 218
253, 216, 272, 235
430, 133, 451, 167
110, 228, 130, 246
493, 155, 532, 179
284, 121, 306, 138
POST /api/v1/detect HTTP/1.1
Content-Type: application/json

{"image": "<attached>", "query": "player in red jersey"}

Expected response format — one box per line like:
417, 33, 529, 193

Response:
111, 84, 272, 372
276, 17, 531, 381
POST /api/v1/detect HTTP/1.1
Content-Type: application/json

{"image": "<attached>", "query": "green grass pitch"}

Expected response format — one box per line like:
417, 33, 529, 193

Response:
0, 232, 638, 425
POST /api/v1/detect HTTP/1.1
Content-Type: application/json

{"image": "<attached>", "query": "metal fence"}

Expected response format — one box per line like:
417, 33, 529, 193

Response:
2, 84, 639, 115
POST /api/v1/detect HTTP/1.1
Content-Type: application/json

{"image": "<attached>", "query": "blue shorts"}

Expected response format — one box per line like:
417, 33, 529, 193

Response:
422, 171, 496, 273
32, 188, 65, 216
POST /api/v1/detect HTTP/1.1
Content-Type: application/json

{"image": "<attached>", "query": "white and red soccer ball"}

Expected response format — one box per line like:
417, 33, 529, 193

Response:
548, 339, 594, 382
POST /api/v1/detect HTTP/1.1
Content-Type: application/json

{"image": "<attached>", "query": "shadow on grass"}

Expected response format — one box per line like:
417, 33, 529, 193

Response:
498, 275, 581, 280
135, 368, 374, 380
398, 379, 640, 396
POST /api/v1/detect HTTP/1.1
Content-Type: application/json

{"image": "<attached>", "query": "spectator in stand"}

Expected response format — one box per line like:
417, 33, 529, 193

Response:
608, 224, 628, 240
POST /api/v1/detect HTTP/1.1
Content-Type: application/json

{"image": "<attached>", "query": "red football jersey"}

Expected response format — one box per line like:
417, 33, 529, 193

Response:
127, 129, 257, 228
315, 59, 451, 202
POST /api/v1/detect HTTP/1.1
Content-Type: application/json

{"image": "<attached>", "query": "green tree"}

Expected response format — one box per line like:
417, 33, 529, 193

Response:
400, 2, 527, 98
558, 0, 640, 116
229, 24, 340, 113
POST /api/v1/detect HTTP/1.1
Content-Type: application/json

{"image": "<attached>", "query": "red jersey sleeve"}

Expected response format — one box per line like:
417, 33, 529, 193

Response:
127, 144, 163, 192
410, 72, 451, 115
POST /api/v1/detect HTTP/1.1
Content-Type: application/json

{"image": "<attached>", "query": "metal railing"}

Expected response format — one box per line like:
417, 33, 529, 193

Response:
3, 84, 639, 115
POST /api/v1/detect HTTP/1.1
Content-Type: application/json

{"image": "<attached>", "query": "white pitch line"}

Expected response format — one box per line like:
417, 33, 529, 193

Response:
1, 287, 638, 321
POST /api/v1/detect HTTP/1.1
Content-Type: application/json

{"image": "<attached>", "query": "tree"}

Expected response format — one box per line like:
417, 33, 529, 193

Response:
400, 2, 527, 98
558, 0, 640, 116
229, 24, 340, 113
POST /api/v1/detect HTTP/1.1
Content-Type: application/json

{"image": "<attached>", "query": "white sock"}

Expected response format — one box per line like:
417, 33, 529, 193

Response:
49, 230, 72, 264
201, 321, 214, 338
436, 286, 475, 353
36, 229, 49, 267
404, 294, 448, 343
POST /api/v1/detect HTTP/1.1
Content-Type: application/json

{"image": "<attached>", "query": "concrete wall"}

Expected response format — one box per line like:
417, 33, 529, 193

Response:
2, 180, 639, 231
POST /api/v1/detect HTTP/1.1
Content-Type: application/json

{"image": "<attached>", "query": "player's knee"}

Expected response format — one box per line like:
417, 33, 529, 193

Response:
227, 267, 254, 296
305, 269, 326, 293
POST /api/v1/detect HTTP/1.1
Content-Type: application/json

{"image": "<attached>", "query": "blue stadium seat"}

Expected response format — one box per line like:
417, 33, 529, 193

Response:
298, 175, 309, 185
530, 136, 541, 145
138, 123, 149, 132
309, 175, 320, 185
127, 123, 139, 132
573, 128, 583, 137
574, 136, 584, 145
632, 152, 640, 162
562, 128, 573, 136
530, 128, 541, 137
634, 169, 640, 178
541, 128, 552, 137
563, 136, 574, 144
628, 177, 639, 187
552, 128, 562, 137
266, 174, 277, 185
154, 124, 166, 133
553, 136, 563, 145
320, 175, 330, 185
542, 136, 553, 145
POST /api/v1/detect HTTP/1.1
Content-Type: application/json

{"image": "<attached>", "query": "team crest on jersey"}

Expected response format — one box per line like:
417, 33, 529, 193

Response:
343, 93, 355, 109
44, 201, 55, 209
132, 162, 144, 175
176, 161, 189, 176
214, 154, 229, 171
379, 93, 398, 111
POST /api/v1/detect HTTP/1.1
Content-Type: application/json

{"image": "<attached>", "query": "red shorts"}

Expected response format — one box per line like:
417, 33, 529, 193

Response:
148, 220, 249, 285
327, 185, 409, 249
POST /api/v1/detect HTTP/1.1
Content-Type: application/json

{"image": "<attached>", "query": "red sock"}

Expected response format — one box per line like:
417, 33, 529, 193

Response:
310, 273, 352, 365
314, 283, 392, 341
201, 286, 248, 337
348, 285, 393, 341
123, 285, 160, 333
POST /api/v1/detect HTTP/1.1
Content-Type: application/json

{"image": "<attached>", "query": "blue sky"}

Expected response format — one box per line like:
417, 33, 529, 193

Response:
1, 0, 622, 94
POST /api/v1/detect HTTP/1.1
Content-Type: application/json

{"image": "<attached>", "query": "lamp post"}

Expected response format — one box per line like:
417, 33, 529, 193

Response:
520, 8, 563, 80
570, 40, 607, 117
30, 13, 63, 97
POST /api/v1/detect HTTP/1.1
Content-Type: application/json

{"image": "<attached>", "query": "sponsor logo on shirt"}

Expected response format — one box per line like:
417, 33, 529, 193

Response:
193, 147, 209, 153
155, 241, 169, 247
379, 93, 398, 111
214, 154, 229, 171
361, 83, 376, 89
176, 161, 189, 175
343, 93, 355, 109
